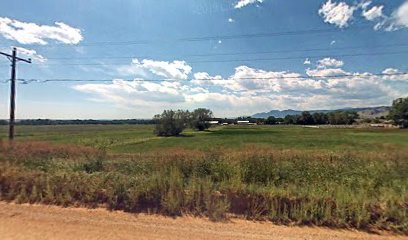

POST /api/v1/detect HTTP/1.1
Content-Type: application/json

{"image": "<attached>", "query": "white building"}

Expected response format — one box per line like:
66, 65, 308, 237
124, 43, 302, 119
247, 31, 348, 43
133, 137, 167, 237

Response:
237, 120, 250, 125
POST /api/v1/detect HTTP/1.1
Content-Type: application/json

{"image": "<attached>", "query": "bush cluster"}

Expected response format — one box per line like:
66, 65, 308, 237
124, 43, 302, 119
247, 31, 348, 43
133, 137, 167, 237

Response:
154, 108, 213, 136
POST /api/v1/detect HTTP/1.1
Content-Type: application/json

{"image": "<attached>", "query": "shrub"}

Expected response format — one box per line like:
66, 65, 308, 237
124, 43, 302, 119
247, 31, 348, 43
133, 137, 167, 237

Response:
153, 110, 189, 136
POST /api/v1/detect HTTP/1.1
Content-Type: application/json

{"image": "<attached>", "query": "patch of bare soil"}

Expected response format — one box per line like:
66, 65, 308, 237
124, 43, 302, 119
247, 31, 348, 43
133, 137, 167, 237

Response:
0, 202, 406, 240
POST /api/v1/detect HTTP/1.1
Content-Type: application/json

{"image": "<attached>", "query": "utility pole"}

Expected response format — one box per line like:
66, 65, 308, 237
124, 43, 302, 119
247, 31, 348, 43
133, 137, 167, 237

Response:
0, 47, 31, 141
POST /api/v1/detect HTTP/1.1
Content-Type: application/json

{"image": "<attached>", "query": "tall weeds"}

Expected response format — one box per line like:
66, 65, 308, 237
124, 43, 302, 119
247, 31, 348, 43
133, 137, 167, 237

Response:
0, 142, 407, 234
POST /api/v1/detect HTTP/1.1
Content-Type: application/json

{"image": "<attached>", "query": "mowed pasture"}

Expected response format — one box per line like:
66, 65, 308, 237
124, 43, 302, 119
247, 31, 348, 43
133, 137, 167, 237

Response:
0, 125, 408, 234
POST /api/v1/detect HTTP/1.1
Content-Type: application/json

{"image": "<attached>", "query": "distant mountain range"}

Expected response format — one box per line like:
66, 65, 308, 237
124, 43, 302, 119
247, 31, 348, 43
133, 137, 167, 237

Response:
252, 106, 391, 119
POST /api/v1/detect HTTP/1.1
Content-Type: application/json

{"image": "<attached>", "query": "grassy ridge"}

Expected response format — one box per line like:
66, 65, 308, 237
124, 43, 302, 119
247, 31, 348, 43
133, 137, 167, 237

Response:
0, 138, 407, 233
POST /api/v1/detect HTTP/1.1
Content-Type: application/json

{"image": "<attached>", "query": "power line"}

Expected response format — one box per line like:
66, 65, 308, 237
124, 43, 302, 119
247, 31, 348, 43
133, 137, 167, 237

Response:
44, 43, 408, 61
27, 50, 408, 66
32, 26, 369, 48
10, 72, 408, 84
189, 51, 408, 64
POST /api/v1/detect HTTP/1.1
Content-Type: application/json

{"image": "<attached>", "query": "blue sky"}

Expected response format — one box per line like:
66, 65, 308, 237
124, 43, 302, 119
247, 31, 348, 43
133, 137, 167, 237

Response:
0, 0, 407, 119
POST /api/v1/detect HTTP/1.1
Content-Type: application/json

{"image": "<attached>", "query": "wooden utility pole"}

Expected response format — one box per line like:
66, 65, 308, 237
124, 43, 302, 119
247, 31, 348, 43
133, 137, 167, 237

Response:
0, 47, 31, 141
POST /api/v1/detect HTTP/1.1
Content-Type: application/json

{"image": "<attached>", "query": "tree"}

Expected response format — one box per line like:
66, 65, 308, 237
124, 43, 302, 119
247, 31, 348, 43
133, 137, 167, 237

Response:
312, 112, 328, 125
283, 114, 300, 124
299, 111, 315, 125
328, 111, 358, 125
265, 116, 277, 125
190, 108, 213, 131
389, 97, 408, 128
154, 110, 189, 136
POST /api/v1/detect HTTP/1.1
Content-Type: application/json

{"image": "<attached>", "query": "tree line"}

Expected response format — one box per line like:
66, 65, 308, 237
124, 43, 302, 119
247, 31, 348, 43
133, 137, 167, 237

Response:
153, 96, 408, 136
0, 97, 406, 131
263, 111, 359, 125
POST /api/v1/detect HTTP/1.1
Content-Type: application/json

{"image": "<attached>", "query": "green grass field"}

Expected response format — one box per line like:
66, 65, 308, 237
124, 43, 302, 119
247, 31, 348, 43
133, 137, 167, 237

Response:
1, 125, 408, 234
1, 125, 407, 153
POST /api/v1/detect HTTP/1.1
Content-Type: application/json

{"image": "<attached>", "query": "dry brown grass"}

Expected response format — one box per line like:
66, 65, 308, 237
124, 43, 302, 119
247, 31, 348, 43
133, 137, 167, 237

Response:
0, 140, 98, 162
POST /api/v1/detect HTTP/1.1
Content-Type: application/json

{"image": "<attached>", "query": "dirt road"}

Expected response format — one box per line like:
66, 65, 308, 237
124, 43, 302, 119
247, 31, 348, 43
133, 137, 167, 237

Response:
0, 202, 406, 240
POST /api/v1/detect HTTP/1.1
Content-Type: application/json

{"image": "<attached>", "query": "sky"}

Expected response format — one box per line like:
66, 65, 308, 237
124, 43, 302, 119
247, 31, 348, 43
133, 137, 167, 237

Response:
0, 0, 407, 119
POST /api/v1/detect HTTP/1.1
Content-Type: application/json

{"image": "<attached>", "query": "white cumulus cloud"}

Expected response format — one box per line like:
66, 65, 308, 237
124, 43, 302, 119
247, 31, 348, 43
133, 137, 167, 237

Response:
234, 0, 263, 9
357, 1, 408, 31
1, 46, 46, 63
362, 5, 384, 21
382, 68, 408, 81
318, 0, 356, 28
118, 59, 192, 80
317, 58, 344, 68
15, 47, 46, 62
0, 17, 83, 45
393, 1, 408, 28
381, 1, 408, 31
224, 66, 324, 93
306, 67, 348, 77
191, 72, 225, 86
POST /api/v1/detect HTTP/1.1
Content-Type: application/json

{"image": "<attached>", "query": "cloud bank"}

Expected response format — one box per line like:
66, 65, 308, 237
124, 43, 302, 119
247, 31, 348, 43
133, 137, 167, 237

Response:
73, 58, 408, 117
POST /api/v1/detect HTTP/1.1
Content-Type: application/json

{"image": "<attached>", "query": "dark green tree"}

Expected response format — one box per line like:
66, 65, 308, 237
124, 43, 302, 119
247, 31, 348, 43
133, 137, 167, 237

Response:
299, 111, 315, 125
312, 112, 328, 124
284, 114, 300, 124
389, 97, 408, 128
265, 116, 277, 125
190, 108, 213, 131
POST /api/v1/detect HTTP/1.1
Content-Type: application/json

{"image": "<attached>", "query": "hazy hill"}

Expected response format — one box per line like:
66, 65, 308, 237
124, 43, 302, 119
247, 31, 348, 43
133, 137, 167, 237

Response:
252, 106, 390, 119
